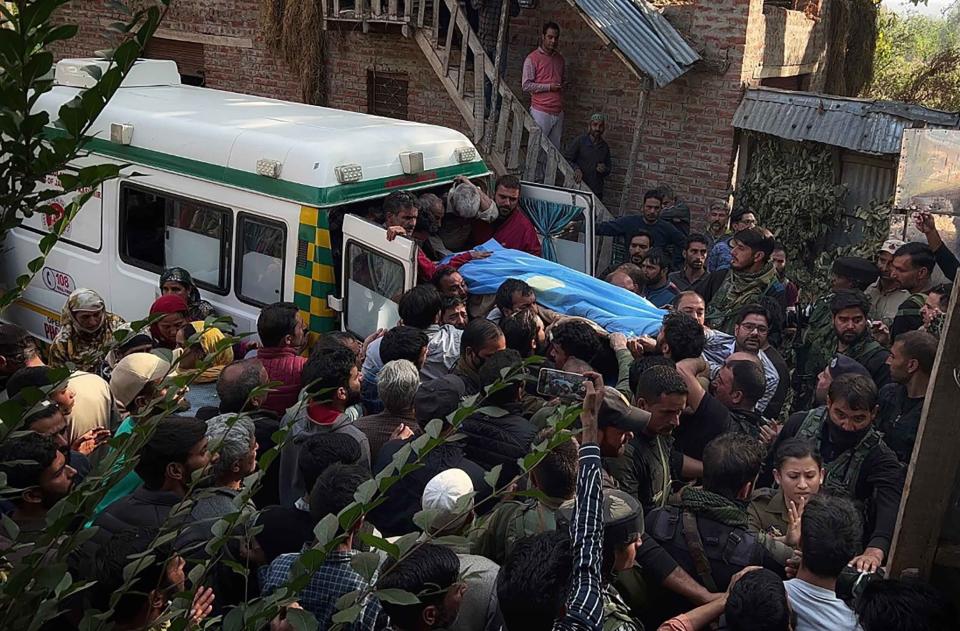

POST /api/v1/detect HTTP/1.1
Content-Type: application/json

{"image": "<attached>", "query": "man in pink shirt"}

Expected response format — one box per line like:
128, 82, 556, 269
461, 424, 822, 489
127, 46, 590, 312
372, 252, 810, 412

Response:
522, 21, 565, 148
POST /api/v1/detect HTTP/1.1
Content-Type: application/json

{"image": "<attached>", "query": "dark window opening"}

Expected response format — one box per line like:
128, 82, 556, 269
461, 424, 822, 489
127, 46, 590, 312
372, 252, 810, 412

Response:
367, 70, 409, 120
119, 183, 232, 294
760, 74, 811, 91
144, 37, 206, 86
236, 213, 286, 307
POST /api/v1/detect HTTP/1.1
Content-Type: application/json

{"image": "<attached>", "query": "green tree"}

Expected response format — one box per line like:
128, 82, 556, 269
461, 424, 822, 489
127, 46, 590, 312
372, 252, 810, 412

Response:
0, 0, 170, 312
864, 6, 960, 111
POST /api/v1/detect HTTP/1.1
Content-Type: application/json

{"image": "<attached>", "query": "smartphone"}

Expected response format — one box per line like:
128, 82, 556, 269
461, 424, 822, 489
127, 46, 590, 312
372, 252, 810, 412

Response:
537, 368, 589, 400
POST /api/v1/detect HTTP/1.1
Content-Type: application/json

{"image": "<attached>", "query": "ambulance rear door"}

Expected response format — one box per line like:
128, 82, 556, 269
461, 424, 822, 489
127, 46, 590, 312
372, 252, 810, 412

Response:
519, 182, 612, 276
333, 213, 417, 338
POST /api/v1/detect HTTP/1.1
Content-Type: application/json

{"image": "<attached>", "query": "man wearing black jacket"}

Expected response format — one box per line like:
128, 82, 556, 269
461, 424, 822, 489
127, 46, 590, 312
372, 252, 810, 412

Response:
770, 373, 905, 573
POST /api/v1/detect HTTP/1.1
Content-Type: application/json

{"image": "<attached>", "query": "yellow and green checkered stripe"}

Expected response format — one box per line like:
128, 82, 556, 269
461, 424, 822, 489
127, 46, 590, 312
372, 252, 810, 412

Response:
294, 206, 337, 333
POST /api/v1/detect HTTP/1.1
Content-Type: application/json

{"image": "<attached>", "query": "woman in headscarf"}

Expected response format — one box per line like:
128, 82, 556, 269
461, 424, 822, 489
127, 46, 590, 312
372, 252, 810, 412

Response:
159, 267, 217, 321
176, 321, 234, 383
49, 289, 126, 372
149, 294, 189, 349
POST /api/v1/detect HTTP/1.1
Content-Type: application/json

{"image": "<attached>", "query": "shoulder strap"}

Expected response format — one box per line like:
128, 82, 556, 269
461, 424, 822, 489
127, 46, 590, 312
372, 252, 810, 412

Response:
795, 407, 827, 441
681, 511, 719, 593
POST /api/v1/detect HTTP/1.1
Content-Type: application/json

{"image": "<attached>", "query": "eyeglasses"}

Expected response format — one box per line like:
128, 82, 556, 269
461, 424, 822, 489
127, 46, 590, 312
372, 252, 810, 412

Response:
738, 323, 768, 334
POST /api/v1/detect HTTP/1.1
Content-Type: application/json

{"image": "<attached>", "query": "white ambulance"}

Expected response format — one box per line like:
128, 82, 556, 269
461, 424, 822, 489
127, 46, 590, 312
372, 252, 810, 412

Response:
2, 58, 606, 341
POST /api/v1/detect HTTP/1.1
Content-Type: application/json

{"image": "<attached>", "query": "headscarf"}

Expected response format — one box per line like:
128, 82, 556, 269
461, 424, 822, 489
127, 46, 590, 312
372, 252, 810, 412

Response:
149, 294, 189, 349
186, 321, 234, 383
160, 267, 202, 305
48, 288, 126, 372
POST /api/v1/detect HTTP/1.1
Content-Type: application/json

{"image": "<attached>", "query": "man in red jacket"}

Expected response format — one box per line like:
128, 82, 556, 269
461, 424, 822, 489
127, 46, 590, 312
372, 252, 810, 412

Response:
256, 302, 308, 416
471, 175, 542, 257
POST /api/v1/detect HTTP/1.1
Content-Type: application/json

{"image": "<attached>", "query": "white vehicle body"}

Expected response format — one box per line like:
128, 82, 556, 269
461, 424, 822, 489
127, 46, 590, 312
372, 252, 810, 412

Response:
2, 58, 604, 342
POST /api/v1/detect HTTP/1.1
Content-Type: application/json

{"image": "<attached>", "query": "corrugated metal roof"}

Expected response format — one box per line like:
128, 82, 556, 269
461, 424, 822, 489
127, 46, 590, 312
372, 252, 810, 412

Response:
733, 87, 960, 155
567, 0, 700, 89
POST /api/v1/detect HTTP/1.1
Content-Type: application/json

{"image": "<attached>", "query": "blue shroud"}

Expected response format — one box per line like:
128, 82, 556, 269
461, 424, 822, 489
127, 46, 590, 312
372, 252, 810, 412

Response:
454, 240, 666, 336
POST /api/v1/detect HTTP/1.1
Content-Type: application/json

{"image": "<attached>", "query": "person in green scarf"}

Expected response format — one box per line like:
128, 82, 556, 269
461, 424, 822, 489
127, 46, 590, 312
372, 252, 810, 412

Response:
701, 228, 785, 335
644, 432, 788, 620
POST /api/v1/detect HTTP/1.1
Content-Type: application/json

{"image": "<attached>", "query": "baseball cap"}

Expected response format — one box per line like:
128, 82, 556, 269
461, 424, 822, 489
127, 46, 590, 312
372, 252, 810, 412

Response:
109, 352, 171, 407
826, 355, 871, 380
421, 468, 475, 534
880, 239, 905, 255
598, 386, 649, 433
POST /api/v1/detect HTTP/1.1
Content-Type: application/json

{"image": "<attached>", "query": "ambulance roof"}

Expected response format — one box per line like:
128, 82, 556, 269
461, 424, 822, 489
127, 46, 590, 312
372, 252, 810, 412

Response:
36, 59, 488, 207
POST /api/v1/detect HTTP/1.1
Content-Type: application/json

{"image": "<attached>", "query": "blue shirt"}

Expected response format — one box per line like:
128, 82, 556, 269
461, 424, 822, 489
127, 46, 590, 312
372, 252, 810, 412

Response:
644, 282, 679, 309
707, 237, 733, 272
260, 548, 382, 629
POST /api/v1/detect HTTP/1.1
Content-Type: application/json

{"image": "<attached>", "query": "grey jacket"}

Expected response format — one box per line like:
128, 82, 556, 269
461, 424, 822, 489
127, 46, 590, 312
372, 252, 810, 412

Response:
278, 405, 372, 507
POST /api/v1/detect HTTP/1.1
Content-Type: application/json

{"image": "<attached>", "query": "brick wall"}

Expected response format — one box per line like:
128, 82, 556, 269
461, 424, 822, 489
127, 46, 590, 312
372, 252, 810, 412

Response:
321, 29, 472, 137
502, 0, 759, 226
52, 0, 302, 102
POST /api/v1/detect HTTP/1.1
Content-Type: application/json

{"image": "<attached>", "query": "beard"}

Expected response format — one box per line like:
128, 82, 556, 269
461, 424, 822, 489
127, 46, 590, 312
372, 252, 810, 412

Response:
838, 330, 863, 345
346, 386, 362, 407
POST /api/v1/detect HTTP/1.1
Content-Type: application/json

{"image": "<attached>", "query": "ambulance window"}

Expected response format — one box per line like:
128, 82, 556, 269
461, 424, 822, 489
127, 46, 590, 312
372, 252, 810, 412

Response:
344, 241, 403, 335
236, 213, 285, 306
119, 184, 232, 294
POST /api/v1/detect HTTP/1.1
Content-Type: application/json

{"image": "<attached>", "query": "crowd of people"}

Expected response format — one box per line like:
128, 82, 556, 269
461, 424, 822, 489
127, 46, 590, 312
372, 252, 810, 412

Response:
0, 173, 957, 631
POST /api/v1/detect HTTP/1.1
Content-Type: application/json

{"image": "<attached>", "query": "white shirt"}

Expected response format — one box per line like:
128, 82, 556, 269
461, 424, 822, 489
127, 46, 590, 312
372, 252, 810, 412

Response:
785, 578, 860, 631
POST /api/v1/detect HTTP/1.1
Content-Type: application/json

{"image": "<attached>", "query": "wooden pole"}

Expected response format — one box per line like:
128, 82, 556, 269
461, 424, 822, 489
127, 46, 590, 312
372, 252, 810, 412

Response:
616, 78, 651, 218
482, 0, 511, 153
886, 280, 960, 579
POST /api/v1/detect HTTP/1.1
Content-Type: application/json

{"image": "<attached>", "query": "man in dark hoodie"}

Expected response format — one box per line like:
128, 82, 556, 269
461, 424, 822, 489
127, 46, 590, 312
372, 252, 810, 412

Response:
278, 345, 370, 507
461, 349, 538, 486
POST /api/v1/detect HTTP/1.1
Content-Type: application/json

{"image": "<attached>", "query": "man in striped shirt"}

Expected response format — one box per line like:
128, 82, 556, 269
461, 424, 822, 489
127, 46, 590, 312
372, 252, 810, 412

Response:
497, 372, 606, 630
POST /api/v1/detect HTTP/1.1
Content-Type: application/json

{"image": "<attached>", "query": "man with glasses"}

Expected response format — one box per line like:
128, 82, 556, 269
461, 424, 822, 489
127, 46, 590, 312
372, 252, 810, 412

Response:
701, 304, 784, 419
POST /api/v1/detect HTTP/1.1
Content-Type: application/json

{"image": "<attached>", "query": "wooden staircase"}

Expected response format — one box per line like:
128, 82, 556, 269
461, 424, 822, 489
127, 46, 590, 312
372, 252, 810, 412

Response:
320, 0, 607, 204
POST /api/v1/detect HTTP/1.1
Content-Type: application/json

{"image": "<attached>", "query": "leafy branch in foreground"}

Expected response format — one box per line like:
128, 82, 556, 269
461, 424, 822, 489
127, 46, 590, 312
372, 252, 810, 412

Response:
0, 0, 171, 311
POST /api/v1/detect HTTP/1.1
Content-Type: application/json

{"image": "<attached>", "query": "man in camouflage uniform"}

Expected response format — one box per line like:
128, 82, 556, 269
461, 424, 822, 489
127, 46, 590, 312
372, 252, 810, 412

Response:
772, 373, 905, 573
792, 257, 881, 411
469, 432, 578, 565
559, 489, 646, 630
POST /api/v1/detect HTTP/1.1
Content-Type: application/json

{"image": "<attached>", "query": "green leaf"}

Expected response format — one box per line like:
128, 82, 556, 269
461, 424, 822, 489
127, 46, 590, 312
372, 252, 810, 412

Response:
354, 478, 378, 504
413, 508, 440, 532
313, 513, 339, 547
483, 464, 503, 490
285, 607, 318, 631
358, 531, 400, 558
424, 418, 443, 438
349, 551, 382, 581
375, 588, 420, 605
330, 604, 360, 624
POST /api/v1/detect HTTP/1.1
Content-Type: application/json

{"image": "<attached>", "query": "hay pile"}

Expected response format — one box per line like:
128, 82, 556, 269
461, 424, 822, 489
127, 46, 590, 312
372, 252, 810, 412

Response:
261, 0, 327, 105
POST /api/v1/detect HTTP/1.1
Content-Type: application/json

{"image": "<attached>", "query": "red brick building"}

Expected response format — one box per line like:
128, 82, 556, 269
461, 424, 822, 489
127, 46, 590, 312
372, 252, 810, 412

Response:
54, 0, 832, 223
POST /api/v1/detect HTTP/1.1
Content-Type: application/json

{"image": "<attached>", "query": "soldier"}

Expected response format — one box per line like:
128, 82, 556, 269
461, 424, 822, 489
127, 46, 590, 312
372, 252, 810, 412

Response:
645, 433, 787, 621
889, 242, 936, 340
748, 438, 824, 543
773, 373, 905, 573
604, 366, 687, 512
792, 257, 883, 412
469, 429, 578, 565
559, 489, 646, 630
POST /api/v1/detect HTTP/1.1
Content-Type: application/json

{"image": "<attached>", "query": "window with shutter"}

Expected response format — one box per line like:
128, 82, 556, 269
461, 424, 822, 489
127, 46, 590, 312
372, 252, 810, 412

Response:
144, 38, 205, 86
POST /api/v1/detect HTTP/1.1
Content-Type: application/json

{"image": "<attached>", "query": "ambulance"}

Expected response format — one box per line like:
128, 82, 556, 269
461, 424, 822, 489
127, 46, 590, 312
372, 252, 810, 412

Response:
2, 58, 608, 341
